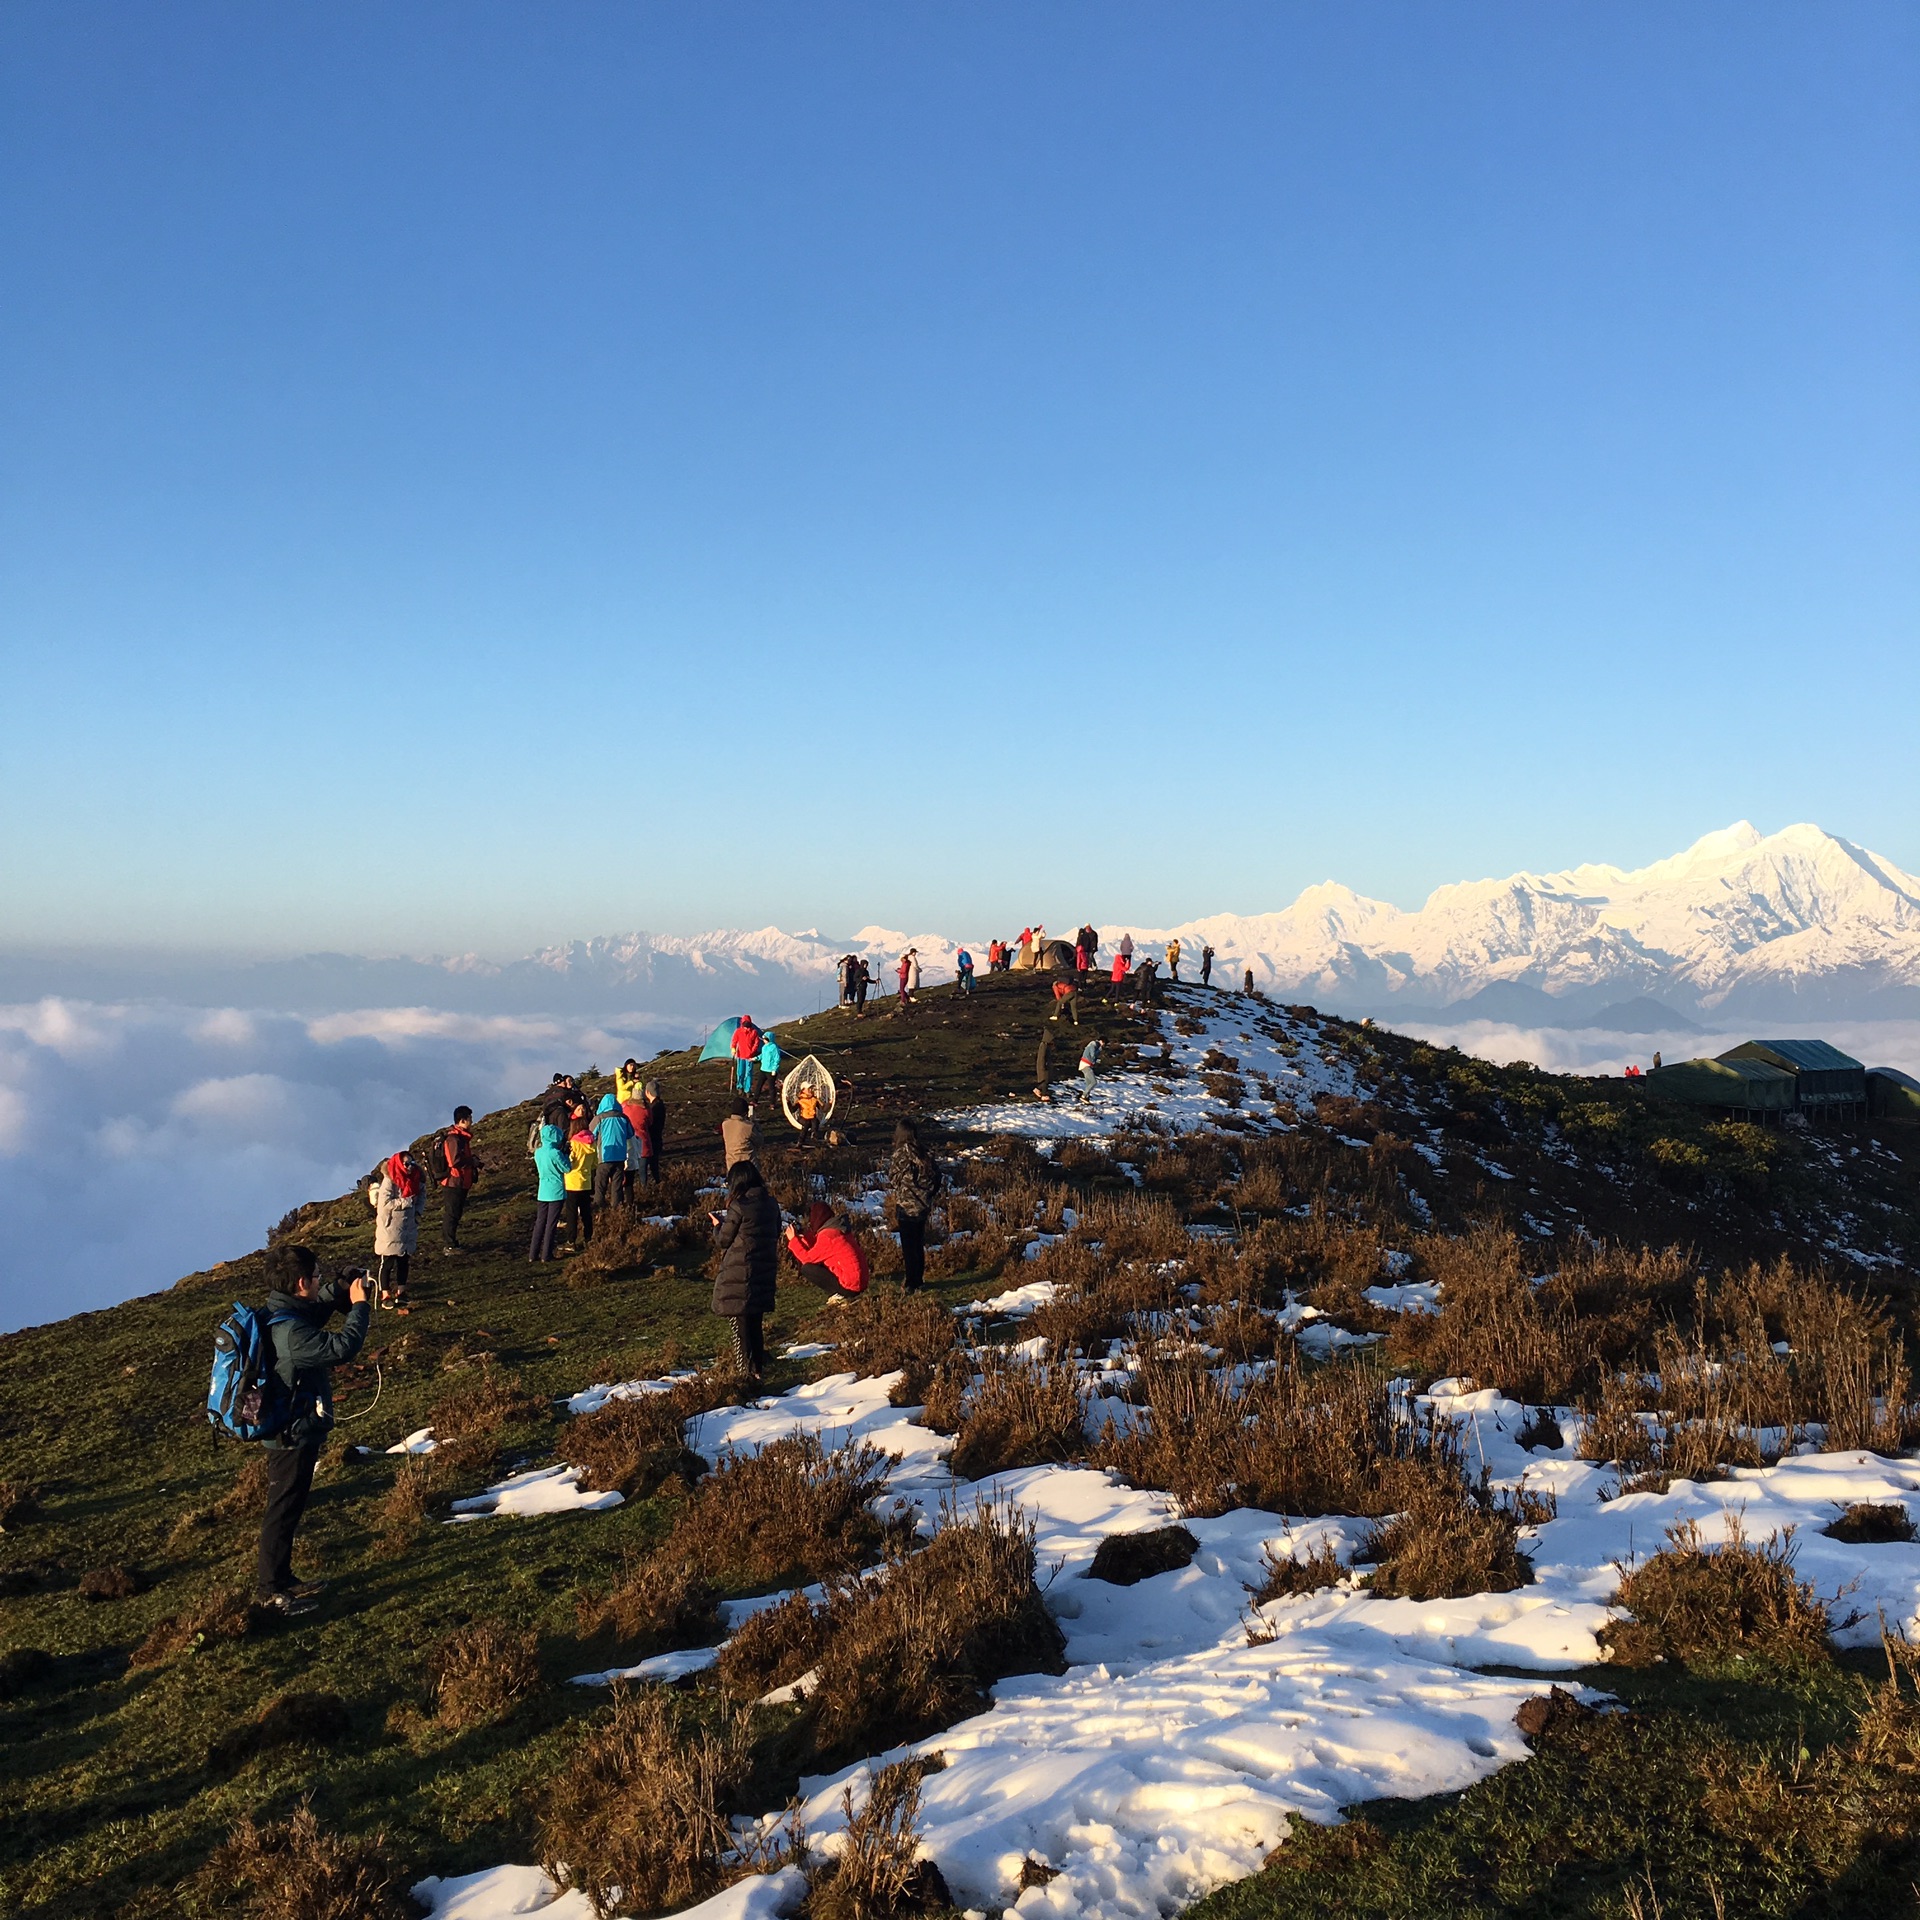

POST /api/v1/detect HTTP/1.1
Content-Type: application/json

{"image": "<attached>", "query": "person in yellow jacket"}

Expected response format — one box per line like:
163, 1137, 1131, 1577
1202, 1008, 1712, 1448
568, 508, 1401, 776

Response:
1166, 937, 1182, 983
560, 1122, 599, 1250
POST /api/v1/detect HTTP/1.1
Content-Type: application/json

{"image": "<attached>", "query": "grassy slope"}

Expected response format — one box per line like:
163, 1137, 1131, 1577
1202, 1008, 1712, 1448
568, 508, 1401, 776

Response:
2, 972, 1917, 1918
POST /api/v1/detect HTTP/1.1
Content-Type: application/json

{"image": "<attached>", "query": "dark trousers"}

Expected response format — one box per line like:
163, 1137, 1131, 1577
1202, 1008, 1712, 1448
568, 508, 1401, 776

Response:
376, 1253, 410, 1299
594, 1161, 629, 1210
795, 1268, 860, 1299
898, 1211, 928, 1291
256, 1439, 320, 1599
634, 1154, 659, 1188
441, 1184, 468, 1248
729, 1312, 766, 1379
560, 1192, 594, 1245
1201, 959, 1212, 985
528, 1198, 563, 1262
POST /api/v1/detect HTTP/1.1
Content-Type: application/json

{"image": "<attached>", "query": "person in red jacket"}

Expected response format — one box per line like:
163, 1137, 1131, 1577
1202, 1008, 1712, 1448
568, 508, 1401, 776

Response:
438, 1106, 480, 1253
730, 1017, 761, 1098
785, 1202, 870, 1299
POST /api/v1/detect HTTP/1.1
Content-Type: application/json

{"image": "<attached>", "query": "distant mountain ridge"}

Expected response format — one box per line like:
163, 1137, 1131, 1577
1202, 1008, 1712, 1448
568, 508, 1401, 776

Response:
5, 824, 1914, 1032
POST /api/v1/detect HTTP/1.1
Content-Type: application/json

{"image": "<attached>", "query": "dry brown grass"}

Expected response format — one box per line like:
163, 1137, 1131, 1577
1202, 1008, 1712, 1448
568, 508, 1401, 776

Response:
427, 1362, 546, 1441
1600, 1515, 1834, 1667
541, 1686, 759, 1919
819, 1291, 959, 1404
1389, 1226, 1575, 1404
718, 1502, 1065, 1768
946, 1352, 1086, 1480
78, 1562, 145, 1601
555, 1374, 731, 1497
1825, 1502, 1916, 1544
660, 1434, 896, 1591
130, 1584, 260, 1667
431, 1619, 542, 1729
576, 1553, 724, 1654
1087, 1525, 1199, 1586
808, 1757, 952, 1920
566, 1207, 679, 1283
1358, 1474, 1535, 1601
205, 1804, 413, 1920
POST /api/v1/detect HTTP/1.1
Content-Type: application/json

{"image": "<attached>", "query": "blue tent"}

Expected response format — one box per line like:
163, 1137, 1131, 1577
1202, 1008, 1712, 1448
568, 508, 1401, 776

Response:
699, 1017, 746, 1063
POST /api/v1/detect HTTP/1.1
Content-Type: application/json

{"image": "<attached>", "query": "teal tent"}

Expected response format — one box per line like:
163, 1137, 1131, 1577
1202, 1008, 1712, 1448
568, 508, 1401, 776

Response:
699, 1017, 746, 1063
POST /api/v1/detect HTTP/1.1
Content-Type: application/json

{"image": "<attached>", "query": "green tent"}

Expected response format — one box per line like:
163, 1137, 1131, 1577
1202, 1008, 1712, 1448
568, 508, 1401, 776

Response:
1645, 1055, 1796, 1117
1868, 1068, 1920, 1123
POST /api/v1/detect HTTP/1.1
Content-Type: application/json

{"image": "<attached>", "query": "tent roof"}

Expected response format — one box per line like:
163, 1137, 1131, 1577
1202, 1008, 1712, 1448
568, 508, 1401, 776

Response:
1721, 1039, 1864, 1074
1647, 1056, 1796, 1108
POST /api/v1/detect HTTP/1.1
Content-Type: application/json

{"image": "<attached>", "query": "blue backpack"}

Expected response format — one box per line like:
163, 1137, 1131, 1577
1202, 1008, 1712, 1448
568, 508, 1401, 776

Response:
206, 1303, 298, 1442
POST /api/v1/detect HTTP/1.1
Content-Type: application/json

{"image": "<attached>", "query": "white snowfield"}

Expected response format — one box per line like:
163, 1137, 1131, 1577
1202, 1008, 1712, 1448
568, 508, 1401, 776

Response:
938, 996, 1359, 1143
413, 1358, 1920, 1920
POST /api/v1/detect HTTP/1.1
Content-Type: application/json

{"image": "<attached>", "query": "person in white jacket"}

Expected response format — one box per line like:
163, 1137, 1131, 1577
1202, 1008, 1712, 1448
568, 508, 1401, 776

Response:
368, 1149, 423, 1308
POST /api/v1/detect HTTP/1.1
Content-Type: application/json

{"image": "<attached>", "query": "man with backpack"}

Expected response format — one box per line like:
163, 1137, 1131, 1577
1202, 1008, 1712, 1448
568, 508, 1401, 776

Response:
255, 1244, 370, 1615
438, 1107, 480, 1253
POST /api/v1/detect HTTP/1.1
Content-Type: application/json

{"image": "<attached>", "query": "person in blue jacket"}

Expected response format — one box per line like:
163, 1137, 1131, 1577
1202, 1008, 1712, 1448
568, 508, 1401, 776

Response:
529, 1123, 569, 1263
757, 1028, 783, 1094
592, 1092, 634, 1210
955, 946, 975, 995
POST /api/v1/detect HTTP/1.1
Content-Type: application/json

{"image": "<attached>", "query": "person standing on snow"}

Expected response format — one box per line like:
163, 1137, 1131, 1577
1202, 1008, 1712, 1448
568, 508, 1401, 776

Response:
1243, 966, 1255, 996
369, 1150, 422, 1307
709, 1159, 779, 1382
1079, 1036, 1103, 1096
528, 1123, 569, 1262
1166, 937, 1182, 982
254, 1243, 370, 1616
592, 1092, 634, 1211
437, 1108, 480, 1254
1201, 946, 1215, 987
887, 1118, 942, 1292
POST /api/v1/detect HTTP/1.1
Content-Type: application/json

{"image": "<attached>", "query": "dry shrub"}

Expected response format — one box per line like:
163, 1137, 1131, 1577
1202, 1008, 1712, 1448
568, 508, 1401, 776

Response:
823, 1291, 959, 1404
918, 1350, 973, 1435
809, 1757, 952, 1920
214, 1452, 270, 1519
376, 1450, 470, 1535
720, 1503, 1066, 1767
79, 1562, 145, 1602
947, 1352, 1086, 1480
1391, 1226, 1575, 1404
576, 1554, 723, 1654
1076, 1190, 1190, 1264
1777, 1267, 1920, 1452
207, 1690, 354, 1772
1026, 1256, 1180, 1360
427, 1362, 545, 1442
1087, 1525, 1198, 1587
715, 1587, 824, 1699
663, 1434, 895, 1590
1600, 1516, 1833, 1666
431, 1619, 541, 1728
1826, 1502, 1916, 1544
130, 1584, 259, 1667
0, 1646, 55, 1697
1252, 1536, 1345, 1601
541, 1686, 759, 1919
1359, 1474, 1535, 1601
208, 1804, 412, 1920
569, 1208, 678, 1282
556, 1375, 730, 1497
0, 1481, 44, 1530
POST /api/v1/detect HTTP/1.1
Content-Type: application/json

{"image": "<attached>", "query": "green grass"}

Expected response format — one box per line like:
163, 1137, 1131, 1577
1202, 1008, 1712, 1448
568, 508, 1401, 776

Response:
2, 971, 1917, 1918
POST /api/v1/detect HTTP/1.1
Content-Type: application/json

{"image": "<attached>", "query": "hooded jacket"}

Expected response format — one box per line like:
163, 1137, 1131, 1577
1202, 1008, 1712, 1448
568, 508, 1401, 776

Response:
263, 1282, 371, 1449
711, 1165, 780, 1315
731, 1021, 761, 1062
593, 1093, 634, 1165
565, 1131, 599, 1192
369, 1157, 422, 1256
758, 1034, 782, 1077
786, 1206, 869, 1294
721, 1112, 760, 1169
889, 1137, 942, 1220
532, 1124, 570, 1203
438, 1125, 478, 1190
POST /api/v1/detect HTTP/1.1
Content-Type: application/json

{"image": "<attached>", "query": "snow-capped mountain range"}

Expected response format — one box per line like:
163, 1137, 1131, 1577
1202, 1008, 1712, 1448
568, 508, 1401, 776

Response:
7, 824, 1914, 1033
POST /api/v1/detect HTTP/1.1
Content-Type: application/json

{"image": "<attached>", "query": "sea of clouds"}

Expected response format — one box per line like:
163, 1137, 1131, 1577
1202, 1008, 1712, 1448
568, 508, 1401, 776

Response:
0, 998, 701, 1333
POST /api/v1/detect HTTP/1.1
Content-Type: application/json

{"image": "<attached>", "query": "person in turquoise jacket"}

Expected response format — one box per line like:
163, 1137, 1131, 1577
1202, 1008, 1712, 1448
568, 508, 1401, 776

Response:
528, 1123, 569, 1263
757, 1030, 783, 1089
592, 1092, 634, 1210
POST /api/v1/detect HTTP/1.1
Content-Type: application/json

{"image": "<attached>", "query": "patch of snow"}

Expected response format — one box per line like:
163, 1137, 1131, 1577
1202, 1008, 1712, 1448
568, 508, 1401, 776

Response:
571, 1644, 720, 1688
447, 1464, 623, 1521
386, 1426, 438, 1455
1364, 1281, 1440, 1315
967, 1279, 1057, 1319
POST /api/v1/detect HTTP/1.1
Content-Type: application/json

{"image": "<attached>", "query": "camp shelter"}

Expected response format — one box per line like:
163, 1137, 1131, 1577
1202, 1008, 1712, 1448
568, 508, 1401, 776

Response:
1645, 1055, 1796, 1120
1869, 1067, 1920, 1123
1719, 1040, 1867, 1120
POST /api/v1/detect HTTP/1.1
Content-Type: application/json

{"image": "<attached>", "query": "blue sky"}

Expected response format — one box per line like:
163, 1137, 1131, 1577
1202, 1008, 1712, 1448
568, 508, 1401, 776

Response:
2, 2, 1914, 955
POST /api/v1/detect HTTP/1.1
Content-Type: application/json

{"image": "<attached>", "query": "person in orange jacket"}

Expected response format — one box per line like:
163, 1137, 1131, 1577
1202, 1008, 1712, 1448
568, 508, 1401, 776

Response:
784, 1201, 870, 1300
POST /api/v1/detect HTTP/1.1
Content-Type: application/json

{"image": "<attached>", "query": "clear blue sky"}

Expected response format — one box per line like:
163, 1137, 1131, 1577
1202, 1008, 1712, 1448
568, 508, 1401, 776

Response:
2, 2, 1914, 954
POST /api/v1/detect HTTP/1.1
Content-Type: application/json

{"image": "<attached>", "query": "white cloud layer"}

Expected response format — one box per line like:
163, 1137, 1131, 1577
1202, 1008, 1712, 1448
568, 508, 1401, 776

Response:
0, 998, 697, 1334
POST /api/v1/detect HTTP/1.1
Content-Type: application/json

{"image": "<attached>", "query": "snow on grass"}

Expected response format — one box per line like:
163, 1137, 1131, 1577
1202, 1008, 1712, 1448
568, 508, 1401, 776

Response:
937, 989, 1359, 1143
1363, 1280, 1440, 1314
387, 1426, 439, 1455
437, 1350, 1920, 1919
967, 1277, 1057, 1319
415, 1865, 808, 1920
565, 1369, 702, 1416
447, 1463, 623, 1522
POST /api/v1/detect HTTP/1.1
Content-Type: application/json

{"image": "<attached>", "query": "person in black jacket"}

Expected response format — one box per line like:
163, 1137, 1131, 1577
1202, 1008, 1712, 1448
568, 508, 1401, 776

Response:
256, 1243, 371, 1615
888, 1118, 943, 1292
709, 1160, 779, 1382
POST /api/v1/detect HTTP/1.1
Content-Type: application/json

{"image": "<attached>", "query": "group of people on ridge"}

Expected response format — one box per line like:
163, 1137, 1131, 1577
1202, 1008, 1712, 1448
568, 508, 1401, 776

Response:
527, 1064, 667, 1264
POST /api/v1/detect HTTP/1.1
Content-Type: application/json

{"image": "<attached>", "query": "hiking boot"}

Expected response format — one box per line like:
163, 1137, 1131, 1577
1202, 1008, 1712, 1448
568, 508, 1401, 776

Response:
283, 1578, 326, 1600
257, 1591, 316, 1618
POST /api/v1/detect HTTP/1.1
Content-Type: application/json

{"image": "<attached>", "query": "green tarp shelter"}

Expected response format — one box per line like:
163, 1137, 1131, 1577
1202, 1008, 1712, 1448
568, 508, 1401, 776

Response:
1869, 1068, 1920, 1123
1645, 1055, 1796, 1117
1720, 1040, 1867, 1117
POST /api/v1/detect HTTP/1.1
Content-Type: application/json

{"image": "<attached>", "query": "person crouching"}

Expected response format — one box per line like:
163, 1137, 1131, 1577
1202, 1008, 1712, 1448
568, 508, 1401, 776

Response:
785, 1202, 869, 1302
